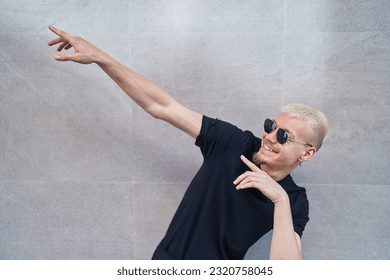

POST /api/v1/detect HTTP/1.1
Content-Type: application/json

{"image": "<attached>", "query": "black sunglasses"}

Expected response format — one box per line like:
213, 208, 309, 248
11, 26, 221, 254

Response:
264, 118, 313, 147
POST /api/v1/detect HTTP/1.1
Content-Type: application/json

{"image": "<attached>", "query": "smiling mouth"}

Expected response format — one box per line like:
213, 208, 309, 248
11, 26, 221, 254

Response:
264, 144, 278, 153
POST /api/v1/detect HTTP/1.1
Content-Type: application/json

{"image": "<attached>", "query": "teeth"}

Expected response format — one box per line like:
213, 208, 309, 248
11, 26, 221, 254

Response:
264, 145, 277, 153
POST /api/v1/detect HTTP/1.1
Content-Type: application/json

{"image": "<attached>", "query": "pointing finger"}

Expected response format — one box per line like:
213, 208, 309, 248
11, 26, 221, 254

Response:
240, 155, 261, 172
48, 25, 71, 40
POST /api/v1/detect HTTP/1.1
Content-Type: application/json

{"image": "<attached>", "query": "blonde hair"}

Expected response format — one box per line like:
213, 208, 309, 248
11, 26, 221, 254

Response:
281, 104, 329, 151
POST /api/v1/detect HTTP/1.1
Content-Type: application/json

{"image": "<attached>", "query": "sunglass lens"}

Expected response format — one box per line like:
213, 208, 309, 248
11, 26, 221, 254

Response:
277, 128, 288, 144
264, 119, 275, 133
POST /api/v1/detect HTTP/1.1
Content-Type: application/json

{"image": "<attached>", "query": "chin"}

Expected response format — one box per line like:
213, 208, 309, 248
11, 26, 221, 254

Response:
252, 151, 266, 167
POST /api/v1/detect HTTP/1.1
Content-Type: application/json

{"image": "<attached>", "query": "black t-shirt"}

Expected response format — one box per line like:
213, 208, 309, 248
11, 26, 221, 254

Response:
158, 116, 309, 259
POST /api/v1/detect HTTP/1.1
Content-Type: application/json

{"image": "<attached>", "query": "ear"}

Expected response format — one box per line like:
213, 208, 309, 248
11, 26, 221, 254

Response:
299, 147, 316, 162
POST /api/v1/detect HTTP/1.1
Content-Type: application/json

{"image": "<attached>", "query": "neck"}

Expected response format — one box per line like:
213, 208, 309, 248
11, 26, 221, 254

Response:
260, 163, 297, 182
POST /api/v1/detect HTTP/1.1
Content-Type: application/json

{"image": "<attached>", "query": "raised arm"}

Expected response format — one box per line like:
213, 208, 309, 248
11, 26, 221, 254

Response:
234, 155, 302, 260
47, 25, 202, 139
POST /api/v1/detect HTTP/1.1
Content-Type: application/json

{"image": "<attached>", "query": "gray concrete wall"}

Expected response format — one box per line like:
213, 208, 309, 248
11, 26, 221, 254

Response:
0, 0, 389, 259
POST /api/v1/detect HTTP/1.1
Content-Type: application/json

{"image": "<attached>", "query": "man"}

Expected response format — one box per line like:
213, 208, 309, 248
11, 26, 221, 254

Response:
48, 25, 329, 260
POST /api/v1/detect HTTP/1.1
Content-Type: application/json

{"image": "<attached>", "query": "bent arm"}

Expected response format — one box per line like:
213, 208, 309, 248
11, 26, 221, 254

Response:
48, 25, 202, 139
269, 195, 302, 260
234, 156, 302, 260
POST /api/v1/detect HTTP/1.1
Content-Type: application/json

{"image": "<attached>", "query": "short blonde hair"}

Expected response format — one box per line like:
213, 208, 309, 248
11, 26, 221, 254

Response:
281, 104, 329, 151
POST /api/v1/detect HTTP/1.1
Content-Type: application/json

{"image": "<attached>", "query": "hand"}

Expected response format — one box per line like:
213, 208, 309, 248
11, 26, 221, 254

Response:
47, 25, 104, 64
233, 155, 288, 203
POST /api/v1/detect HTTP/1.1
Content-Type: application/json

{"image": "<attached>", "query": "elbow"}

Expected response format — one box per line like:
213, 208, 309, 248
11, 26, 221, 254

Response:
142, 96, 176, 120
143, 104, 164, 119
145, 101, 177, 121
272, 256, 301, 260
270, 252, 302, 260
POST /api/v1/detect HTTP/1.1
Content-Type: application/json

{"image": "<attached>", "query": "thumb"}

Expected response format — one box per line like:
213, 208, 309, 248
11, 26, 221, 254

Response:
54, 54, 76, 62
54, 53, 92, 64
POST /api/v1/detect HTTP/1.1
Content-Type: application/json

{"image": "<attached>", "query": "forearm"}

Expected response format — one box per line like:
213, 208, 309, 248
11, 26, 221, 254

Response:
48, 25, 202, 138
269, 195, 301, 260
96, 52, 175, 118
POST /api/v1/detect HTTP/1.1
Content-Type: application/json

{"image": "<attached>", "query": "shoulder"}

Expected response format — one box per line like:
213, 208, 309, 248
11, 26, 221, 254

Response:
279, 175, 307, 195
280, 175, 309, 213
195, 116, 259, 158
197, 116, 258, 140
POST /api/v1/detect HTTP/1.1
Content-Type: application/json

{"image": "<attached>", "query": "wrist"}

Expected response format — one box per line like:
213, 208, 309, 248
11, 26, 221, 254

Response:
273, 191, 289, 205
95, 51, 111, 65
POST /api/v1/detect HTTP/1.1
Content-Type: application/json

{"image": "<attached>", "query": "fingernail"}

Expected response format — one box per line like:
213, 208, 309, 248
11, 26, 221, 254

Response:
55, 55, 61, 60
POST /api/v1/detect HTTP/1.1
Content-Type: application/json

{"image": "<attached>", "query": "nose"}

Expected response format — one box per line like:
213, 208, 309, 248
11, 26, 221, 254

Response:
264, 129, 278, 144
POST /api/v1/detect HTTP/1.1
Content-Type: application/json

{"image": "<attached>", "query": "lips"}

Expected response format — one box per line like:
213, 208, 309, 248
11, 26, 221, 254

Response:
264, 144, 278, 153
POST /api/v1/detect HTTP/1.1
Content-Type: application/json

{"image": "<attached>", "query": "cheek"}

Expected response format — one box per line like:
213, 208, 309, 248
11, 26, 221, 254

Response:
280, 146, 301, 162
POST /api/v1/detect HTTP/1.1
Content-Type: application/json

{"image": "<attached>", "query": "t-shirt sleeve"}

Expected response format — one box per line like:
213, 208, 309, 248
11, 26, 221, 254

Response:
195, 115, 252, 159
292, 198, 309, 238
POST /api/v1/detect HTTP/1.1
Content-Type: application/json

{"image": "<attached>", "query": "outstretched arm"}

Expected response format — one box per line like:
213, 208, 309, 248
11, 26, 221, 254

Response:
48, 25, 202, 139
234, 155, 302, 260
